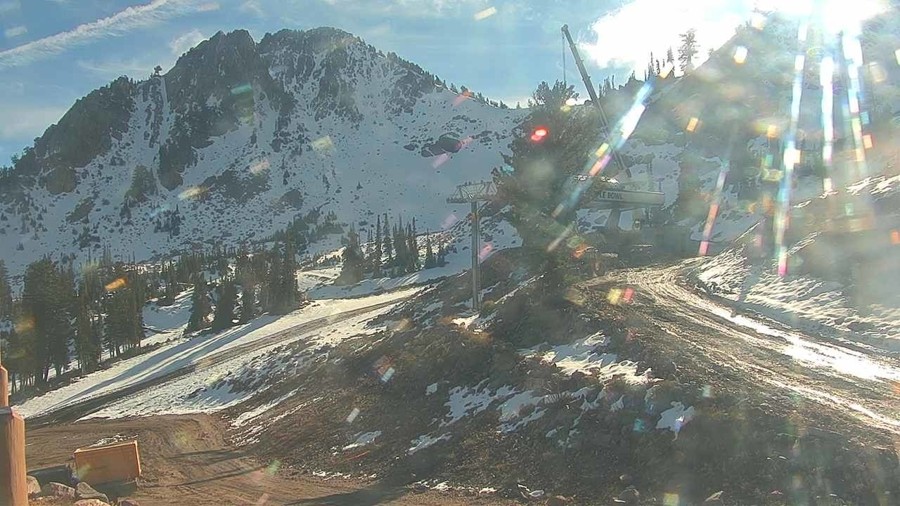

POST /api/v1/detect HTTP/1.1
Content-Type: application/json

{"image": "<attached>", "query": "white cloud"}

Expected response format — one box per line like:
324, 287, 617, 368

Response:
0, 0, 197, 69
76, 57, 160, 78
316, 0, 493, 18
0, 104, 68, 140
4, 25, 27, 38
196, 1, 219, 11
582, 0, 755, 75
240, 0, 264, 17
0, 0, 19, 15
169, 29, 206, 55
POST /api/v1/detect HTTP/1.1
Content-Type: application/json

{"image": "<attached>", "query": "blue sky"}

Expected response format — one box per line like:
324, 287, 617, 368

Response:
0, 0, 786, 164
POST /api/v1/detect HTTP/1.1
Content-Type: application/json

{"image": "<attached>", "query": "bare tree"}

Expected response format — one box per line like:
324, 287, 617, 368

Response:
678, 29, 698, 73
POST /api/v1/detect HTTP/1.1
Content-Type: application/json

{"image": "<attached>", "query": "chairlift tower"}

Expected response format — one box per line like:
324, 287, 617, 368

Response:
447, 181, 497, 311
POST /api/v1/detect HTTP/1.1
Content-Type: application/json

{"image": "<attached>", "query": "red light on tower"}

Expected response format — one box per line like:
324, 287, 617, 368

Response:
530, 126, 549, 143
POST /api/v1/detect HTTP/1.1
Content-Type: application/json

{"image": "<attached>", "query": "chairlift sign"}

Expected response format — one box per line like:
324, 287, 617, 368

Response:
594, 188, 665, 206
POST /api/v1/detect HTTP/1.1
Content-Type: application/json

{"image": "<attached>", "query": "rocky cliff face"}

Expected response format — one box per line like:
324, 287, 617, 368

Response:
0, 27, 525, 274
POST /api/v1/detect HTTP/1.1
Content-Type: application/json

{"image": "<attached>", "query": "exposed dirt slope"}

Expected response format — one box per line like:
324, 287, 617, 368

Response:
26, 414, 511, 505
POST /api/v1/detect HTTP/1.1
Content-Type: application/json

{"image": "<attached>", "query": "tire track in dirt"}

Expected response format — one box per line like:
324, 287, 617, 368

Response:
614, 264, 900, 437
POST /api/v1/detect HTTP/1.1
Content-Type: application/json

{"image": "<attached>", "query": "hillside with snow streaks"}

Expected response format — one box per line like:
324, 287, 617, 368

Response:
0, 28, 525, 276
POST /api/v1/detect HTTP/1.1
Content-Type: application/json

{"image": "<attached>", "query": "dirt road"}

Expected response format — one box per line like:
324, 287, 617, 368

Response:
27, 414, 510, 505
613, 264, 900, 439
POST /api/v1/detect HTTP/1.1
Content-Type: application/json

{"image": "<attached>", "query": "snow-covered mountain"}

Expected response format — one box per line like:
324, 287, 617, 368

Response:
3, 11, 898, 278
0, 27, 525, 275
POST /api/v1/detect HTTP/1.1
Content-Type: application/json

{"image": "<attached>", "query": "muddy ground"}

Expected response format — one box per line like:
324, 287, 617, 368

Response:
26, 414, 514, 505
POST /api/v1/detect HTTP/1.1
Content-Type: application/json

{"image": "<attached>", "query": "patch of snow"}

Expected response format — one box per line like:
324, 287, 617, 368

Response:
656, 401, 695, 433
343, 431, 382, 451
407, 433, 451, 454
441, 384, 513, 427
231, 389, 300, 428
16, 289, 416, 419
521, 332, 648, 383
425, 383, 439, 396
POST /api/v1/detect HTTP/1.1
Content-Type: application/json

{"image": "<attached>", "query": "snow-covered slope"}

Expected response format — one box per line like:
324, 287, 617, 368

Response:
0, 27, 525, 276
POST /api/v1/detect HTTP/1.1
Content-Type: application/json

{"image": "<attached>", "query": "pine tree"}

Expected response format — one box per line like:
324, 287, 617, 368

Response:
372, 215, 383, 277
264, 248, 282, 313
338, 229, 365, 284
666, 47, 675, 64
382, 214, 393, 264
212, 277, 237, 331
424, 232, 436, 269
0, 259, 11, 321
407, 222, 419, 272
395, 217, 409, 272
236, 250, 256, 323
363, 228, 373, 273
274, 240, 300, 314
74, 289, 100, 373
22, 258, 73, 382
186, 274, 211, 333
678, 29, 698, 73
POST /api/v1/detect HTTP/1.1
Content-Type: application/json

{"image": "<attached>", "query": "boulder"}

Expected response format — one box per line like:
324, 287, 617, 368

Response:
26, 475, 41, 497
77, 481, 110, 503
118, 499, 141, 506
75, 500, 111, 506
42, 482, 76, 498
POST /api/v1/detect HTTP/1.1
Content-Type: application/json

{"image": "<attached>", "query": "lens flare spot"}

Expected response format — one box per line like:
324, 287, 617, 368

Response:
478, 243, 493, 260
453, 90, 472, 106
15, 315, 35, 333
862, 134, 873, 149
179, 186, 207, 200
751, 12, 767, 30
530, 126, 549, 142
346, 407, 360, 423
595, 143, 609, 157
767, 124, 779, 138
249, 158, 270, 175
432, 153, 451, 168
868, 62, 886, 83
663, 493, 680, 506
473, 6, 497, 20
607, 288, 623, 305
895, 48, 900, 66
733, 45, 748, 64
230, 83, 252, 96
686, 117, 700, 133
442, 213, 458, 229
105, 277, 127, 292
312, 135, 334, 153
891, 230, 900, 245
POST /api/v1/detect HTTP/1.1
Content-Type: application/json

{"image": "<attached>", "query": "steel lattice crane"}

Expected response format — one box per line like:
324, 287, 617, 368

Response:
561, 24, 630, 179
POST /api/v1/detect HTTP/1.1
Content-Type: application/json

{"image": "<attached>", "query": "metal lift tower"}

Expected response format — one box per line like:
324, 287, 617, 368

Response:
447, 181, 497, 310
